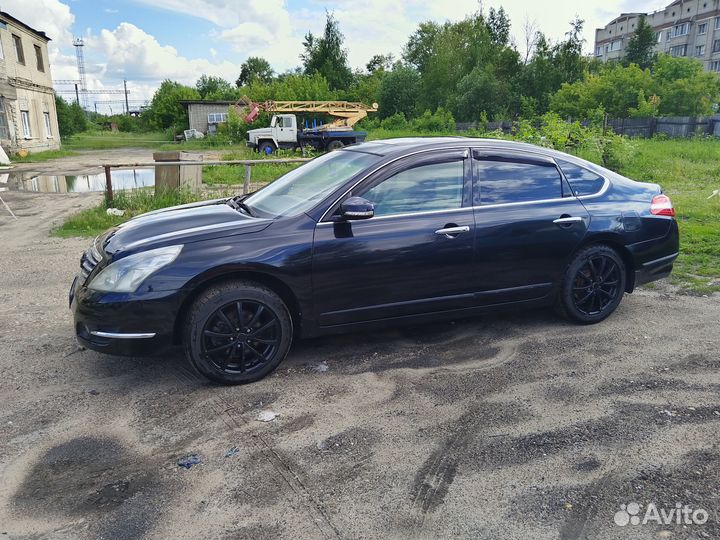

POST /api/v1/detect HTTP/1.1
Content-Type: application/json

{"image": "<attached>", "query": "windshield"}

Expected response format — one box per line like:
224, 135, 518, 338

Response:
245, 150, 381, 218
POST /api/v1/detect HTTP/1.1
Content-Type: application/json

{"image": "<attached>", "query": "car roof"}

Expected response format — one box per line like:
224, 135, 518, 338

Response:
348, 137, 610, 176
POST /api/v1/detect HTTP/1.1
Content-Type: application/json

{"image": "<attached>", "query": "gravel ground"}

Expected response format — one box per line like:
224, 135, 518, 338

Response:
1, 190, 719, 540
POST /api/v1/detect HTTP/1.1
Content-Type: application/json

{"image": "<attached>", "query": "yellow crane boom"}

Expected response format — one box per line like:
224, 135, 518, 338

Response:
238, 98, 378, 130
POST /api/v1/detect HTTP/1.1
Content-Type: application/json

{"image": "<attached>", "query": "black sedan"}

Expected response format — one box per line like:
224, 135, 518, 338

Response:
70, 138, 679, 384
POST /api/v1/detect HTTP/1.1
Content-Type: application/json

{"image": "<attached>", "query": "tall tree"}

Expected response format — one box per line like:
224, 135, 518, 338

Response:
301, 12, 353, 90
624, 15, 657, 69
145, 80, 200, 131
366, 53, 395, 74
377, 63, 420, 118
402, 21, 441, 74
195, 75, 234, 99
236, 57, 274, 87
487, 7, 511, 46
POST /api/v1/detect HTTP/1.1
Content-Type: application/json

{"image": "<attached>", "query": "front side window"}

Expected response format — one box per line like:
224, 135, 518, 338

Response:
475, 159, 562, 205
20, 110, 31, 138
246, 150, 381, 218
12, 34, 24, 64
556, 159, 606, 196
360, 160, 464, 217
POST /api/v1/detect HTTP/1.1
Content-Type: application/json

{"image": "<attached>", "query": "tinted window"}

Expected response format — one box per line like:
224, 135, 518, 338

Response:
246, 150, 380, 218
475, 159, 562, 205
361, 160, 464, 217
557, 159, 606, 196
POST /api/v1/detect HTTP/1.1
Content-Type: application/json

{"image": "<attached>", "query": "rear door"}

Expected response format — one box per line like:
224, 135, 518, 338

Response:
471, 149, 590, 304
312, 149, 476, 326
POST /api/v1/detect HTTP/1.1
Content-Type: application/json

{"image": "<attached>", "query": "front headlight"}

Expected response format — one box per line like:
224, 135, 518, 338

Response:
88, 245, 183, 293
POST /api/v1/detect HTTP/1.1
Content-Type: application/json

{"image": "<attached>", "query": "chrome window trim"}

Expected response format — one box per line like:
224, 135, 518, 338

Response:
317, 144, 611, 223
317, 205, 472, 225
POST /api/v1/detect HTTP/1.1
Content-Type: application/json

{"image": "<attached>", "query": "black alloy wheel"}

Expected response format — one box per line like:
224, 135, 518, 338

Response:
557, 245, 626, 324
184, 281, 293, 384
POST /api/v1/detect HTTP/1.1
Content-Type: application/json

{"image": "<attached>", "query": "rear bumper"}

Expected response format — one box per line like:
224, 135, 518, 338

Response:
634, 251, 678, 286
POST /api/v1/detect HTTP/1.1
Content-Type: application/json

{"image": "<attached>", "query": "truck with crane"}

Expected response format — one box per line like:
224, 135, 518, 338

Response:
239, 99, 378, 153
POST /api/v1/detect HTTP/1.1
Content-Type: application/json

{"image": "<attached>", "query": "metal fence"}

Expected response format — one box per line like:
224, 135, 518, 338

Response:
101, 158, 311, 205
456, 115, 720, 138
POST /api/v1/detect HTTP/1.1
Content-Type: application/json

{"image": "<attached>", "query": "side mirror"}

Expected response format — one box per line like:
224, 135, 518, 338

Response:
340, 196, 374, 220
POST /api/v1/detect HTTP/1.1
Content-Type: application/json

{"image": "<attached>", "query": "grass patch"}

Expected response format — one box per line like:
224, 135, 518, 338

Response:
202, 148, 306, 185
10, 148, 79, 162
617, 138, 720, 294
63, 131, 172, 150
53, 188, 206, 238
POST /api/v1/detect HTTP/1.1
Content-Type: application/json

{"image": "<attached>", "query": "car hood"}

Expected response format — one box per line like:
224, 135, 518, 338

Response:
101, 198, 271, 255
248, 127, 272, 137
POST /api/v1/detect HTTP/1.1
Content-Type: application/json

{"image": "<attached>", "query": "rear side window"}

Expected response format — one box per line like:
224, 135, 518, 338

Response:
557, 159, 606, 196
475, 159, 562, 205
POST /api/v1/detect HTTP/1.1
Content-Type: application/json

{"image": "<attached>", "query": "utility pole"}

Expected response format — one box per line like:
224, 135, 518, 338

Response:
94, 103, 98, 114
74, 83, 80, 105
124, 79, 130, 116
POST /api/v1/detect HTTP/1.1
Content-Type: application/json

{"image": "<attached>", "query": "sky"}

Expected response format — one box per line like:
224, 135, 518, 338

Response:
5, 0, 669, 113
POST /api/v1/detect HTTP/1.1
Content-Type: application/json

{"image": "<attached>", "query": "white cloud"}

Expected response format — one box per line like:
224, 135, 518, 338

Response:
104, 8, 119, 14
92, 22, 242, 86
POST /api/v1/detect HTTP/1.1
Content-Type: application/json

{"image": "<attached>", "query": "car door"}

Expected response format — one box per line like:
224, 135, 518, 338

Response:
312, 148, 476, 326
276, 115, 296, 144
471, 149, 590, 304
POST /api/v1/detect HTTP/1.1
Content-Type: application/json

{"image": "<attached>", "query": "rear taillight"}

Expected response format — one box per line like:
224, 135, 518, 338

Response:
651, 194, 675, 217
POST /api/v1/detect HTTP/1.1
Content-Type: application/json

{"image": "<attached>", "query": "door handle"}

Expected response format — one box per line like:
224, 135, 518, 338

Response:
553, 216, 583, 225
435, 225, 470, 238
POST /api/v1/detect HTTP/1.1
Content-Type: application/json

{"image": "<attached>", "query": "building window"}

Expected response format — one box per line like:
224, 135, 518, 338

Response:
670, 44, 687, 57
34, 45, 44, 72
715, 17, 720, 30
711, 60, 720, 72
0, 100, 9, 140
696, 44, 706, 56
655, 31, 662, 43
610, 40, 622, 52
43, 112, 52, 138
672, 23, 689, 38
20, 110, 31, 138
713, 39, 720, 53
0, 37, 4, 60
666, 30, 672, 41
207, 112, 227, 123
595, 45, 602, 56
698, 23, 708, 35
12, 34, 25, 64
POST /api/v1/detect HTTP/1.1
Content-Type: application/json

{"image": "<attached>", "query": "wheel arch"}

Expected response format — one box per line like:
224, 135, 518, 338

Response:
173, 270, 302, 345
572, 234, 636, 293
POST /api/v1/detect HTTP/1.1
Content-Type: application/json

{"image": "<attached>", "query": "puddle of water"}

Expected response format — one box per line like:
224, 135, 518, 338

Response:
0, 169, 155, 193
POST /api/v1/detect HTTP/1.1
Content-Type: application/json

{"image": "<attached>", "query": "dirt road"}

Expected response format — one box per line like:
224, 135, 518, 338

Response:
1, 190, 719, 540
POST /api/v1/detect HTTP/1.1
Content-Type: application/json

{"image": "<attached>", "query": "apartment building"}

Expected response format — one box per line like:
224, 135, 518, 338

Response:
595, 0, 720, 73
0, 11, 60, 154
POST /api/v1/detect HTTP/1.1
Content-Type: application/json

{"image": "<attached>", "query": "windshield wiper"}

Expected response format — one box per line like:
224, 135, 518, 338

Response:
226, 196, 255, 217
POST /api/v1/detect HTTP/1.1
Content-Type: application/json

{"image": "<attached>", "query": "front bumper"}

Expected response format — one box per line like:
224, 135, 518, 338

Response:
70, 275, 182, 356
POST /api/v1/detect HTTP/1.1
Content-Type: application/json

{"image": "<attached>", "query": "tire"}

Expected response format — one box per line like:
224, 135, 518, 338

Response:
555, 244, 627, 324
258, 141, 276, 155
183, 280, 293, 384
326, 139, 344, 151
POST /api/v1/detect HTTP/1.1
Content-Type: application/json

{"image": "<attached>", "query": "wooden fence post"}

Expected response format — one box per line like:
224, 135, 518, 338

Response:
104, 165, 113, 206
243, 164, 252, 195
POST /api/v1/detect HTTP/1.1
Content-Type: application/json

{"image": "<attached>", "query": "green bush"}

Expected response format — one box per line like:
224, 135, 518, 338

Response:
413, 107, 456, 132
380, 112, 409, 131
